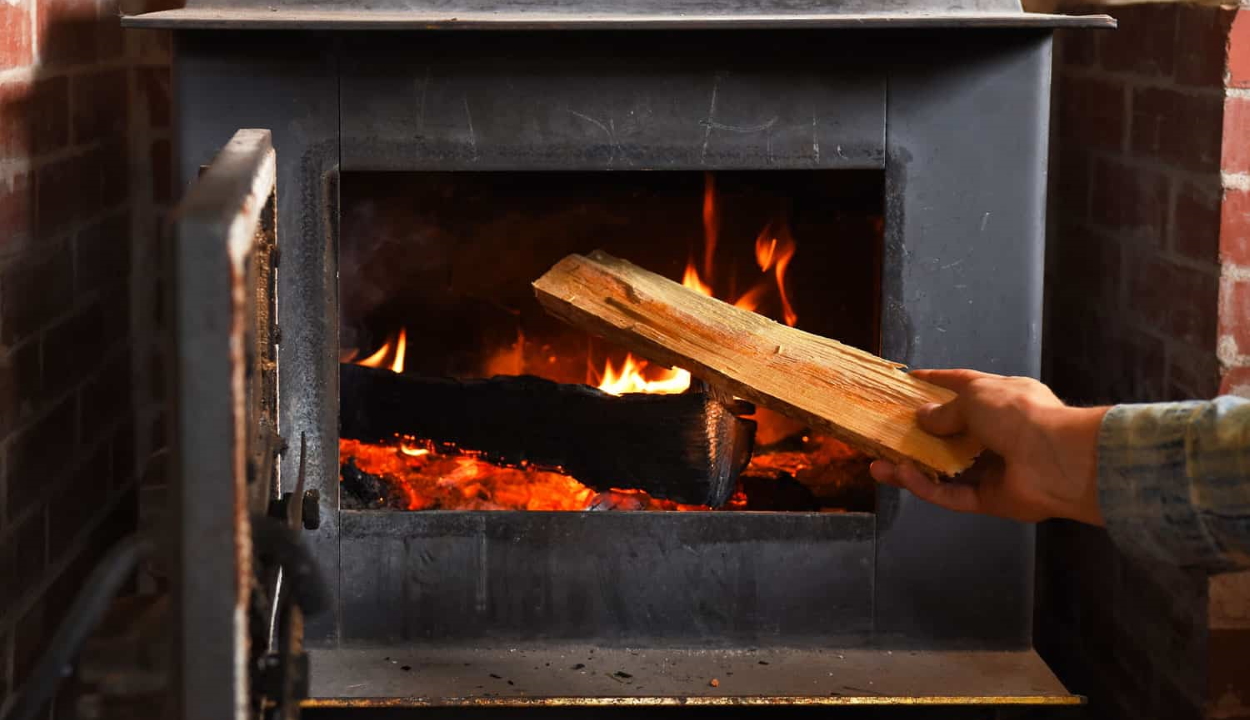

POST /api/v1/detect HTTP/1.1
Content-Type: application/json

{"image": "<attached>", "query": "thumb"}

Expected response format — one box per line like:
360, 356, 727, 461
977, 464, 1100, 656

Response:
916, 399, 967, 436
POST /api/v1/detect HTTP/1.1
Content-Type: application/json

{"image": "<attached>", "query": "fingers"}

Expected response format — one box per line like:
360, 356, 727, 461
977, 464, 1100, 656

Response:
889, 463, 983, 514
870, 460, 982, 514
869, 460, 902, 487
909, 368, 993, 393
916, 399, 968, 436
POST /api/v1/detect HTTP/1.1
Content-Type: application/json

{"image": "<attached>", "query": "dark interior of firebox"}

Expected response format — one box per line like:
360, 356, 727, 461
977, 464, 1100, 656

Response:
338, 170, 884, 513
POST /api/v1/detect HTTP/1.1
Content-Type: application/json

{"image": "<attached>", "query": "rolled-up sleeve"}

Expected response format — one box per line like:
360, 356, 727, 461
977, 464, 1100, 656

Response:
1098, 396, 1250, 573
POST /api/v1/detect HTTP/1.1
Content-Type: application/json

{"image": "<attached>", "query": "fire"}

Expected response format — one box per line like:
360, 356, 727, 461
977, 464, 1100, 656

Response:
589, 176, 800, 393
596, 354, 691, 396
355, 328, 407, 374
702, 172, 719, 280
341, 437, 721, 512
754, 222, 798, 327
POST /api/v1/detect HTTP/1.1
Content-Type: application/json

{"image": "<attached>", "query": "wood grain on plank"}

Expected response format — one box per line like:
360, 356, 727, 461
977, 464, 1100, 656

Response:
533, 250, 983, 476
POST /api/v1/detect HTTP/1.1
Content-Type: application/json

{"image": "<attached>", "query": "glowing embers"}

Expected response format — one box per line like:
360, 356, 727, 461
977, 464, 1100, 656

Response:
340, 437, 723, 512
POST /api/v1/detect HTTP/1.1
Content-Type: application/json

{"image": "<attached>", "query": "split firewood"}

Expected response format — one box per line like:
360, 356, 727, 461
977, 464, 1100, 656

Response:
532, 251, 983, 477
340, 363, 756, 506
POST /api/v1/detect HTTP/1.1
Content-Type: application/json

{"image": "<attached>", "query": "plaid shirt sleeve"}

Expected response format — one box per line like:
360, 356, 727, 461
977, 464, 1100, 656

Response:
1098, 396, 1250, 573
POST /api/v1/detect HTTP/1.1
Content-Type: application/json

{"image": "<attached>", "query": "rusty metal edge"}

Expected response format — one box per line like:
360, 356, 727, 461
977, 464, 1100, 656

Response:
302, 695, 1086, 708
121, 10, 1115, 30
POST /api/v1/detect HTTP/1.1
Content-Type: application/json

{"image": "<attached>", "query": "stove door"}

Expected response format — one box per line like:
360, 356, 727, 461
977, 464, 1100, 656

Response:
169, 129, 284, 720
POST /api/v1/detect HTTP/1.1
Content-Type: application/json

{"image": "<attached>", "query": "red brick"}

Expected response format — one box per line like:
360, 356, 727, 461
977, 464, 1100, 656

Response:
151, 137, 171, 204
1174, 4, 1236, 87
1131, 87, 1225, 173
0, 243, 73, 344
111, 420, 135, 490
36, 0, 102, 68
1057, 73, 1126, 152
136, 65, 171, 129
1223, 95, 1250, 175
1129, 255, 1219, 348
1058, 30, 1097, 69
0, 339, 43, 438
1222, 364, 1250, 397
42, 291, 128, 391
30, 75, 69, 156
12, 601, 44, 689
1055, 145, 1091, 222
1091, 158, 1170, 245
0, 171, 33, 251
0, 80, 31, 159
1167, 342, 1221, 399
1115, 329, 1168, 403
129, 28, 172, 63
78, 349, 132, 440
75, 211, 131, 294
0, 628, 9, 707
5, 396, 77, 522
1210, 628, 1250, 711
0, 0, 34, 69
48, 444, 111, 563
71, 69, 129, 145
96, 0, 125, 61
1172, 182, 1221, 263
1223, 189, 1250, 268
35, 149, 104, 239
1052, 222, 1121, 308
1229, 9, 1250, 89
1100, 4, 1178, 79
100, 138, 130, 208
1220, 276, 1250, 357
0, 508, 46, 620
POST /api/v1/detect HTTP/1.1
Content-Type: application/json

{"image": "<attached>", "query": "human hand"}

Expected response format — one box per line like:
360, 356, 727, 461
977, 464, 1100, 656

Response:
869, 369, 1108, 525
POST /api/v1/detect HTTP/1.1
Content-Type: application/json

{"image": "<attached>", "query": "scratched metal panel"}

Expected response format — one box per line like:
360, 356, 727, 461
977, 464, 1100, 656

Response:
151, 0, 1026, 13
873, 31, 1050, 648
339, 33, 885, 172
171, 129, 277, 720
339, 511, 874, 645
175, 34, 343, 642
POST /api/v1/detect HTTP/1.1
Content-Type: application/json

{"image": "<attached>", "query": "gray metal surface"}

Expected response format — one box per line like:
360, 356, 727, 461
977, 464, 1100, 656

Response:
339, 33, 885, 171
123, 9, 1113, 30
874, 32, 1052, 646
171, 129, 277, 720
175, 34, 343, 642
305, 645, 1078, 704
173, 27, 1069, 655
339, 511, 874, 645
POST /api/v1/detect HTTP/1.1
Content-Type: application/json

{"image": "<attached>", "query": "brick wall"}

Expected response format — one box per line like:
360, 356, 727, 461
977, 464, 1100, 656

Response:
0, 0, 169, 712
1039, 3, 1250, 719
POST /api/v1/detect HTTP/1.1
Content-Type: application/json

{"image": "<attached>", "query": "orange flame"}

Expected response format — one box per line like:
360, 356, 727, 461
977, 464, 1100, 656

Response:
587, 176, 800, 394
702, 172, 718, 282
596, 354, 691, 395
355, 327, 408, 374
682, 261, 714, 297
754, 221, 798, 327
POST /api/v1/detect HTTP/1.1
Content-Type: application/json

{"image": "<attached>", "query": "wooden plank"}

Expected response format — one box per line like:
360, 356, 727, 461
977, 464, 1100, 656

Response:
533, 251, 982, 476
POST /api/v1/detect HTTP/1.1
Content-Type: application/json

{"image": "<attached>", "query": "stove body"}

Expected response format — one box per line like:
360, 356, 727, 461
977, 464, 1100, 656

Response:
135, 2, 1113, 714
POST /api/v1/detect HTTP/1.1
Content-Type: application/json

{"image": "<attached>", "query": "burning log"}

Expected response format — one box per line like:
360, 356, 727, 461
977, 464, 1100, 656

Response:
533, 251, 984, 477
339, 363, 756, 506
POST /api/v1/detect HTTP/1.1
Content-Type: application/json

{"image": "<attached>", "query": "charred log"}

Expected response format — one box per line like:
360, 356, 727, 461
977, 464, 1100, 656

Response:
339, 363, 756, 507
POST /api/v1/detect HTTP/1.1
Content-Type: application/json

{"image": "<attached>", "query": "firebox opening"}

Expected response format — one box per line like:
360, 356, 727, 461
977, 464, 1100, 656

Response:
338, 170, 885, 513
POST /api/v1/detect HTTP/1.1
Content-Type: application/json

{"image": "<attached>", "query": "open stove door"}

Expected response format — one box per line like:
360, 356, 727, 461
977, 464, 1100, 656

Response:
169, 129, 302, 720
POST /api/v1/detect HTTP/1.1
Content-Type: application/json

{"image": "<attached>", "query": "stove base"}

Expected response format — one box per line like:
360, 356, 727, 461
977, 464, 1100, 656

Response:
306, 644, 1078, 708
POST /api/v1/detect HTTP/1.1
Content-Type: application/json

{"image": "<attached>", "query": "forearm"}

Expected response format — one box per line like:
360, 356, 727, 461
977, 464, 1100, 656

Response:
1098, 396, 1250, 572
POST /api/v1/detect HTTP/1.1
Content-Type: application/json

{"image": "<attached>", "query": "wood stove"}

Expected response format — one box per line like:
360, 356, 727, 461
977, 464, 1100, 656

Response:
127, 0, 1115, 715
